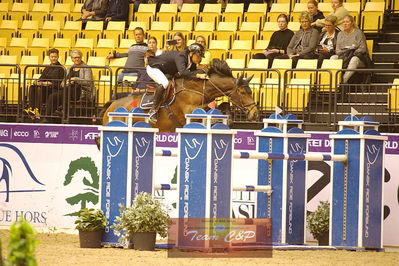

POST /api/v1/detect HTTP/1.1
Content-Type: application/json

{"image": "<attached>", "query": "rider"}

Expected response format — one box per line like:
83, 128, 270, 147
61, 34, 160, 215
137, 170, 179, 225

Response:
146, 43, 208, 123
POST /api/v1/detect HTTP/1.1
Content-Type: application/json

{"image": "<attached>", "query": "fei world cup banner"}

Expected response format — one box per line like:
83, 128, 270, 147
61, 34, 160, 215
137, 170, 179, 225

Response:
0, 124, 398, 247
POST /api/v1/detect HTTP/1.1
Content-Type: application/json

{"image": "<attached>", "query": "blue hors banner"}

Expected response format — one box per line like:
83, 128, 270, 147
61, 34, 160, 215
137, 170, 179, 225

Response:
131, 132, 154, 203
101, 130, 129, 245
363, 139, 384, 249
178, 133, 208, 249
210, 134, 233, 219
286, 137, 307, 244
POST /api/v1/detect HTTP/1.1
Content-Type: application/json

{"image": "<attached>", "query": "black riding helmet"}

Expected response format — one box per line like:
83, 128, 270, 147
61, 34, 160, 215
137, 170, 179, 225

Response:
188, 43, 205, 58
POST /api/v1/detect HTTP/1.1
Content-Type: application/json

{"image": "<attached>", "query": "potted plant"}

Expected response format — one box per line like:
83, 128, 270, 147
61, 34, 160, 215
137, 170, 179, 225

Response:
307, 201, 330, 246
113, 192, 170, 251
75, 208, 107, 248
7, 218, 38, 265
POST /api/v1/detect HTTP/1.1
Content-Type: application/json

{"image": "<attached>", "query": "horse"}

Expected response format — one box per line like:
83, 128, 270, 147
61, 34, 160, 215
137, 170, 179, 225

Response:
102, 59, 259, 132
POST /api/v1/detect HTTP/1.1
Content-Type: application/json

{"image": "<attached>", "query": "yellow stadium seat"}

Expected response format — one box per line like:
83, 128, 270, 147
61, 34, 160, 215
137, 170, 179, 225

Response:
134, 3, 157, 27
291, 3, 307, 22
50, 3, 72, 25
193, 22, 214, 45
0, 20, 19, 44
65, 55, 85, 67
8, 37, 29, 61
237, 22, 260, 45
361, 2, 385, 32
288, 22, 301, 32
94, 39, 116, 57
20, 55, 39, 78
260, 22, 280, 40
61, 21, 82, 44
267, 3, 289, 23
230, 40, 252, 65
319, 59, 343, 90
270, 58, 292, 80
87, 56, 108, 81
5, 73, 21, 104
247, 58, 269, 82
318, 3, 333, 14
343, 2, 361, 25
178, 3, 199, 29
260, 78, 282, 111
388, 79, 399, 113
243, 3, 267, 24
53, 38, 72, 63
29, 38, 50, 63
222, 3, 244, 25
0, 55, 18, 77
156, 3, 178, 25
208, 40, 229, 60
97, 75, 114, 105
70, 3, 84, 21
103, 21, 126, 47
215, 21, 237, 48
0, 2, 9, 21
40, 21, 61, 45
74, 38, 94, 60
226, 58, 245, 78
253, 39, 270, 54
109, 57, 127, 75
294, 59, 318, 81
30, 3, 50, 27
147, 21, 170, 48
284, 78, 310, 111
18, 20, 39, 44
169, 21, 192, 37
0, 37, 6, 55
9, 2, 29, 27
199, 3, 222, 29
82, 21, 104, 44
117, 38, 135, 53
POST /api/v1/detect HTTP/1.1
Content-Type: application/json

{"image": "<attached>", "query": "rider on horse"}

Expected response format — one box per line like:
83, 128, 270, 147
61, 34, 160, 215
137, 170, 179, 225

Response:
146, 43, 209, 123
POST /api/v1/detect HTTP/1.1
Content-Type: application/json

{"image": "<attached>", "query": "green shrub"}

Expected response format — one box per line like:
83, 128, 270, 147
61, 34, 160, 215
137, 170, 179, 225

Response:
307, 201, 330, 240
75, 208, 107, 231
7, 218, 38, 266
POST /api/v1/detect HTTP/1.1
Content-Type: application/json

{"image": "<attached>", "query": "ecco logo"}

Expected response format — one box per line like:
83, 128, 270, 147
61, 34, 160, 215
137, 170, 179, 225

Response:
14, 131, 29, 137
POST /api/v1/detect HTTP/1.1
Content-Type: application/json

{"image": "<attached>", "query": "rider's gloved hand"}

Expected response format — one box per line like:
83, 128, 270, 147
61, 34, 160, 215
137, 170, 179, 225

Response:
196, 73, 209, 80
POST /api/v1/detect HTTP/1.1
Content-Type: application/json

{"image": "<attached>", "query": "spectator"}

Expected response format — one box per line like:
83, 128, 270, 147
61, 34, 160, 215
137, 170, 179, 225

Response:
307, 0, 324, 32
303, 15, 338, 68
104, 0, 129, 23
195, 35, 211, 66
79, 0, 109, 21
47, 50, 95, 117
165, 32, 187, 52
275, 11, 319, 68
106, 27, 148, 82
24, 49, 65, 119
252, 13, 294, 68
330, 15, 370, 84
148, 36, 163, 56
170, 0, 194, 11
312, 0, 348, 31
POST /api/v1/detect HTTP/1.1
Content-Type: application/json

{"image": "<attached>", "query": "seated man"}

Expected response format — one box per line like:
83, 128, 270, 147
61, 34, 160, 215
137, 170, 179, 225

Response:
24, 49, 65, 119
104, 0, 129, 23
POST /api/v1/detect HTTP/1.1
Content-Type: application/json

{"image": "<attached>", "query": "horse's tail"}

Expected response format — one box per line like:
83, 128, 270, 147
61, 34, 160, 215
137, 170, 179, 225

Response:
98, 100, 115, 122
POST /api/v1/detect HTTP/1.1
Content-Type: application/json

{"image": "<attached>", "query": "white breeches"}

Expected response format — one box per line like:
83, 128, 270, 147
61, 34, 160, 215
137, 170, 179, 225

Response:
146, 65, 169, 89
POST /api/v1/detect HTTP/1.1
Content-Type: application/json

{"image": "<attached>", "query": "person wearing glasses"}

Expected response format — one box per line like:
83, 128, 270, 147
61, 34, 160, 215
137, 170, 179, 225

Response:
275, 11, 319, 68
46, 50, 94, 118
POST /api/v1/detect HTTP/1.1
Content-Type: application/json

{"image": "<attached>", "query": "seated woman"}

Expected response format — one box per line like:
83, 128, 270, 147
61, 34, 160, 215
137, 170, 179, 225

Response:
307, 0, 324, 32
195, 35, 212, 66
165, 32, 187, 52
275, 11, 319, 68
47, 50, 95, 117
252, 14, 294, 68
146, 43, 208, 123
312, 0, 348, 31
79, 0, 109, 21
24, 48, 65, 119
303, 15, 338, 68
148, 36, 163, 56
330, 15, 370, 84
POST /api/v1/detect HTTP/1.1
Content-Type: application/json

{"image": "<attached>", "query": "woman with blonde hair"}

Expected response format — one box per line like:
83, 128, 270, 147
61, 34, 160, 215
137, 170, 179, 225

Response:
195, 35, 212, 65
276, 11, 319, 67
165, 32, 187, 52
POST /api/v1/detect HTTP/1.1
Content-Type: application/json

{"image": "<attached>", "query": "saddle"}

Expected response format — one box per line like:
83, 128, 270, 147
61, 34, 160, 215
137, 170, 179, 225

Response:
139, 80, 176, 110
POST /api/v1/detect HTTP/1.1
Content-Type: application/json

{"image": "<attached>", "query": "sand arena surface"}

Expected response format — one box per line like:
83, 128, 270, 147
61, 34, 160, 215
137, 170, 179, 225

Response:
1, 230, 398, 266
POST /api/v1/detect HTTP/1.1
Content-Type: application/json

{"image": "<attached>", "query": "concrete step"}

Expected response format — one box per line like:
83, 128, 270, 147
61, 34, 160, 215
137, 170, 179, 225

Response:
373, 52, 399, 63
373, 62, 396, 69
375, 42, 399, 52
384, 33, 399, 42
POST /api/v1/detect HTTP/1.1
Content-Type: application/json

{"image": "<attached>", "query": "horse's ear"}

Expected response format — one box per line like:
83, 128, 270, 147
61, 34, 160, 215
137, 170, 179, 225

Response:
236, 74, 244, 86
244, 74, 254, 84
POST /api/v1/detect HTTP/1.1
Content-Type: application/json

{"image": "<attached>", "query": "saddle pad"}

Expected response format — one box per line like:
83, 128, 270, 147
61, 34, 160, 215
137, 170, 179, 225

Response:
139, 91, 155, 110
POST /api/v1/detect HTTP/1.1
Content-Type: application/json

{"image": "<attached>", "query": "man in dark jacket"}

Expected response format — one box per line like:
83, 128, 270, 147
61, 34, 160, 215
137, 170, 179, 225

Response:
146, 43, 208, 123
104, 0, 129, 23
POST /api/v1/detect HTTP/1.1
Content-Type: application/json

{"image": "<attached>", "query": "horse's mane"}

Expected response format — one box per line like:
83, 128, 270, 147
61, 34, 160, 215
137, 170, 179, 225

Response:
208, 59, 234, 78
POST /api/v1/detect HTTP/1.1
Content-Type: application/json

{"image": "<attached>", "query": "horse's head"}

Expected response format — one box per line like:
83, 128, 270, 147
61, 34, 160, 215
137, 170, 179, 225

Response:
231, 74, 259, 121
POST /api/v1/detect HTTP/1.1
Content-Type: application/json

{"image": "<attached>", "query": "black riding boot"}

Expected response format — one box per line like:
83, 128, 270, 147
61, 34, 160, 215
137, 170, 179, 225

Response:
148, 85, 165, 123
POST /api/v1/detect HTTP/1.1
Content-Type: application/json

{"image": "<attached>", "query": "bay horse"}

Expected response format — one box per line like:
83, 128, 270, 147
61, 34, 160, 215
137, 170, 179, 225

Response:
102, 59, 259, 132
